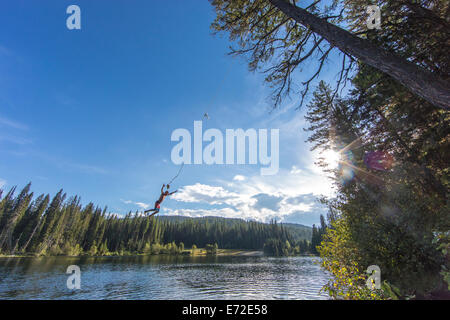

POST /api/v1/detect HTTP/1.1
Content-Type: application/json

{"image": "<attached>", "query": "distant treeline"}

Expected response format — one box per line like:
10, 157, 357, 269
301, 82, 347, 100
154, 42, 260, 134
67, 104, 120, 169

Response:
263, 216, 326, 256
0, 183, 317, 257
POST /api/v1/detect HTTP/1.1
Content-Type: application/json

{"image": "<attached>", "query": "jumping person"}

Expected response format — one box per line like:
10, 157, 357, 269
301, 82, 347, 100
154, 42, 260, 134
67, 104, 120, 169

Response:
144, 184, 177, 217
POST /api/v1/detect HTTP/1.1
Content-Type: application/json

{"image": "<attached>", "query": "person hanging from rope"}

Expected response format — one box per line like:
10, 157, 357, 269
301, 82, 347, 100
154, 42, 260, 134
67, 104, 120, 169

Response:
144, 184, 178, 217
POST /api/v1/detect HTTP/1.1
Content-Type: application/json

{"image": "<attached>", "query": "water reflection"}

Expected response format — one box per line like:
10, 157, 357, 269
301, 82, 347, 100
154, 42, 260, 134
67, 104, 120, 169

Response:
0, 256, 329, 300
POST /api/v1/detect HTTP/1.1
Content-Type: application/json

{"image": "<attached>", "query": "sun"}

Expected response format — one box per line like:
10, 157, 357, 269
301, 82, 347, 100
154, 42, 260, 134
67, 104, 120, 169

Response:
322, 149, 340, 169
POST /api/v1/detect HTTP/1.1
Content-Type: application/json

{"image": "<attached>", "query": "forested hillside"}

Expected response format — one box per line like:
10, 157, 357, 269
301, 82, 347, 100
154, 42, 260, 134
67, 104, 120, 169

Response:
159, 216, 312, 242
0, 183, 314, 256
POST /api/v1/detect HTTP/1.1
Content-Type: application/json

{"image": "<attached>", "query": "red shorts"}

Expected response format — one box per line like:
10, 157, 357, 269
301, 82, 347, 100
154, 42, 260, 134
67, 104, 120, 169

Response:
155, 201, 161, 209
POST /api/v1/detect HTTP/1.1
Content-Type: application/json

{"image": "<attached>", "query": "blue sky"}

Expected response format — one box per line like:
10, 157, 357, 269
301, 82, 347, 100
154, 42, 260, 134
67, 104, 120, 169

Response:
0, 0, 343, 226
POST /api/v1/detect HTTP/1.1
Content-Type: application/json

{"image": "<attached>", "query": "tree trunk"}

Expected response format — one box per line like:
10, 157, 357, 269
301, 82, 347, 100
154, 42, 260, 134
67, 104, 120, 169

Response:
269, 0, 450, 110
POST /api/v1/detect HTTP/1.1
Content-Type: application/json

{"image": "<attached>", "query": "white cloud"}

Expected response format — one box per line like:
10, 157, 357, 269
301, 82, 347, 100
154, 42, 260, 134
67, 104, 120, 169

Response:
164, 207, 241, 219
171, 183, 245, 206
233, 175, 246, 181
168, 166, 332, 225
290, 165, 303, 175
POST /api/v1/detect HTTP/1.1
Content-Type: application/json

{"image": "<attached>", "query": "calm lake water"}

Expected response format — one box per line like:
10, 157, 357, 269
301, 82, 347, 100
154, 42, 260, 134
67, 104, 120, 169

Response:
0, 255, 330, 300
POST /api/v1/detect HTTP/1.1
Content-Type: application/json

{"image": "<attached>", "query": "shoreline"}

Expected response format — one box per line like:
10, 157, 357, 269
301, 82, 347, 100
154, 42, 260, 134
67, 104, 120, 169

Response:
0, 248, 265, 258
0, 249, 317, 259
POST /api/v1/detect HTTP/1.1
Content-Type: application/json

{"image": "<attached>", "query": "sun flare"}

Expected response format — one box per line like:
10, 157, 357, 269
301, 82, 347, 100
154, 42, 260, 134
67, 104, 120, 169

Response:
322, 149, 340, 169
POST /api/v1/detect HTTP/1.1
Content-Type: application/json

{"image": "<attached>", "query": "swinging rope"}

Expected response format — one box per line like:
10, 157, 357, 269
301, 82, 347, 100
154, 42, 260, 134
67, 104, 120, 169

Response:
167, 163, 184, 185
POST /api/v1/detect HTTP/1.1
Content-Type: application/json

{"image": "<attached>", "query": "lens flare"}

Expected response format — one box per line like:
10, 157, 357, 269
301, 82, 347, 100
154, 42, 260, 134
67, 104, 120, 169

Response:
322, 149, 340, 169
364, 151, 394, 171
338, 150, 355, 184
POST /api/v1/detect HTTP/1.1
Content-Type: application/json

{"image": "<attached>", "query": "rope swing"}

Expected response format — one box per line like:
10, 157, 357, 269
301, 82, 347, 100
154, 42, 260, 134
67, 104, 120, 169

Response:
167, 162, 184, 185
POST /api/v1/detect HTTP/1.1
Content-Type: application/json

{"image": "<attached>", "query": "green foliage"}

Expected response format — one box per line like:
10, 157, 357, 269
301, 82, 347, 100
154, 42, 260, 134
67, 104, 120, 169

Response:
205, 243, 218, 255
263, 238, 305, 256
433, 231, 450, 290
306, 69, 449, 298
150, 243, 162, 255
262, 215, 323, 256
143, 242, 151, 254
98, 241, 110, 256
318, 219, 383, 299
88, 241, 98, 256
62, 242, 83, 256
310, 216, 327, 254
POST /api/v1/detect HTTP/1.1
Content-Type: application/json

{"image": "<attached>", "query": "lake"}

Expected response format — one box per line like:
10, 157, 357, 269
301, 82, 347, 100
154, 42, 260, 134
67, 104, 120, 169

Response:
0, 255, 330, 300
